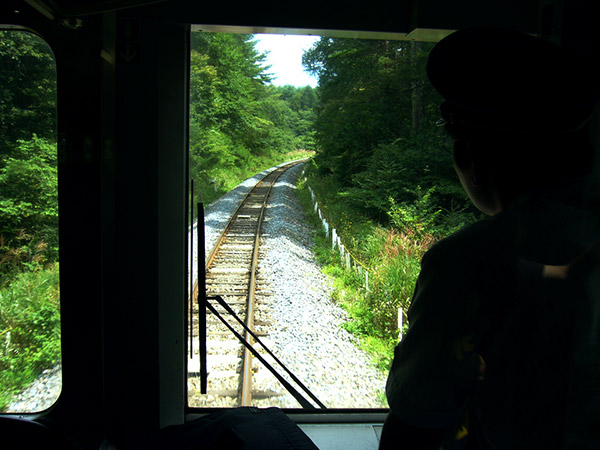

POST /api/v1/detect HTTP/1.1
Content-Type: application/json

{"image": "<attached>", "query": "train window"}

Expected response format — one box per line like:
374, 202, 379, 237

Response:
186, 30, 467, 411
0, 30, 60, 413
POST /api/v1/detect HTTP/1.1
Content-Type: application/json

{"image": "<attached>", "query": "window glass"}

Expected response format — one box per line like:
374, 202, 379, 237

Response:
186, 31, 470, 410
0, 30, 60, 413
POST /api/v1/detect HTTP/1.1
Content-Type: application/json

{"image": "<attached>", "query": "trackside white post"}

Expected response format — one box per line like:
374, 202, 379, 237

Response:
398, 309, 403, 340
307, 181, 373, 292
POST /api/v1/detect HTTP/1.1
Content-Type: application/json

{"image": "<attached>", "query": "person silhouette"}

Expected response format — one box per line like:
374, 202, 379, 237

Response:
380, 27, 600, 450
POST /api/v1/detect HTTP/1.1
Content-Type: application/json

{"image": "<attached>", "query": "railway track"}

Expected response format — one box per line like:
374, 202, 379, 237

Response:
187, 161, 320, 408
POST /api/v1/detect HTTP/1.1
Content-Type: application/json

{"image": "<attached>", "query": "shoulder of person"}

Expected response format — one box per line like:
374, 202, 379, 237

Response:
423, 212, 516, 267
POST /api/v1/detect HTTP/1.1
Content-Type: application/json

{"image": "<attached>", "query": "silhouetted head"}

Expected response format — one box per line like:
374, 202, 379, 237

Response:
427, 27, 598, 214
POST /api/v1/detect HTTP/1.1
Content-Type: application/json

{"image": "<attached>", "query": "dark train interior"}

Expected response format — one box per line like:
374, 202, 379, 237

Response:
0, 0, 598, 448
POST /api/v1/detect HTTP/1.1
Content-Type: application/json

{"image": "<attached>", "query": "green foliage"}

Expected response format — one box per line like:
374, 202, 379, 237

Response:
387, 189, 441, 239
303, 39, 439, 182
189, 33, 318, 204
0, 31, 61, 411
189, 32, 274, 200
0, 31, 57, 156
0, 31, 58, 280
346, 135, 461, 214
0, 136, 58, 282
271, 85, 318, 150
0, 263, 61, 411
302, 38, 473, 230
0, 136, 58, 233
298, 162, 476, 372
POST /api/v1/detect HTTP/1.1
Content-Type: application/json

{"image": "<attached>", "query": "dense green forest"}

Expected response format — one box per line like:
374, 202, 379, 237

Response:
0, 31, 61, 411
189, 32, 318, 204
302, 38, 469, 223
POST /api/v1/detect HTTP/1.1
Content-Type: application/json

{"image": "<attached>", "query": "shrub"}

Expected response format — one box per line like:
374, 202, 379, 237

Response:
0, 136, 59, 282
298, 165, 476, 372
0, 263, 61, 411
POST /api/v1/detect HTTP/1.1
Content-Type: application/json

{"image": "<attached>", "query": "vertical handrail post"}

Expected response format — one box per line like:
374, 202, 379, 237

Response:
197, 202, 207, 394
189, 180, 194, 358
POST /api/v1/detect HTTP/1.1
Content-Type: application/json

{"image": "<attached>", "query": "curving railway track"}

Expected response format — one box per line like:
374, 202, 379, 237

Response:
187, 160, 323, 409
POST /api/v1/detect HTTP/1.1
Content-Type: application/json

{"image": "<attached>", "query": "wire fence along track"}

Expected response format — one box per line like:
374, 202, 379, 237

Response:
187, 161, 306, 408
305, 178, 408, 336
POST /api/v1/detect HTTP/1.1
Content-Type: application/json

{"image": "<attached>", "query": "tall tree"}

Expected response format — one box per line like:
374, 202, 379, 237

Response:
303, 38, 419, 182
188, 33, 318, 202
190, 33, 272, 160
271, 85, 318, 151
410, 41, 425, 132
303, 37, 468, 222
0, 31, 56, 157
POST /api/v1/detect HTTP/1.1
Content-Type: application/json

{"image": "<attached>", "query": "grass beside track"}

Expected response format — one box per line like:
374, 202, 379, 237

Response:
194, 150, 315, 206
0, 263, 61, 412
296, 168, 436, 378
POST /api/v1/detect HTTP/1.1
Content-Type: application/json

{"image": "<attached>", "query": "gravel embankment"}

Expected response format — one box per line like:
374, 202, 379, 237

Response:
6, 366, 62, 413
8, 161, 387, 412
252, 162, 387, 408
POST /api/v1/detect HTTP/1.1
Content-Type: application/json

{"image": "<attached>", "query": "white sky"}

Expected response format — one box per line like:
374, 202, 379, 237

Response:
253, 34, 320, 88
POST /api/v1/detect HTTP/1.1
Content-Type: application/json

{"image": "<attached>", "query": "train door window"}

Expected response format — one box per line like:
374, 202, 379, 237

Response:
0, 30, 60, 413
186, 30, 466, 411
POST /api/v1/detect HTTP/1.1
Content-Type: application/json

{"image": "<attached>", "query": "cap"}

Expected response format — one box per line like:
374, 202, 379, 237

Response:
427, 27, 598, 135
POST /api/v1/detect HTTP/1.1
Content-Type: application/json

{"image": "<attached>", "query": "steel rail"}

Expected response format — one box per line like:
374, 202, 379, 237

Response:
240, 164, 293, 405
190, 161, 303, 302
